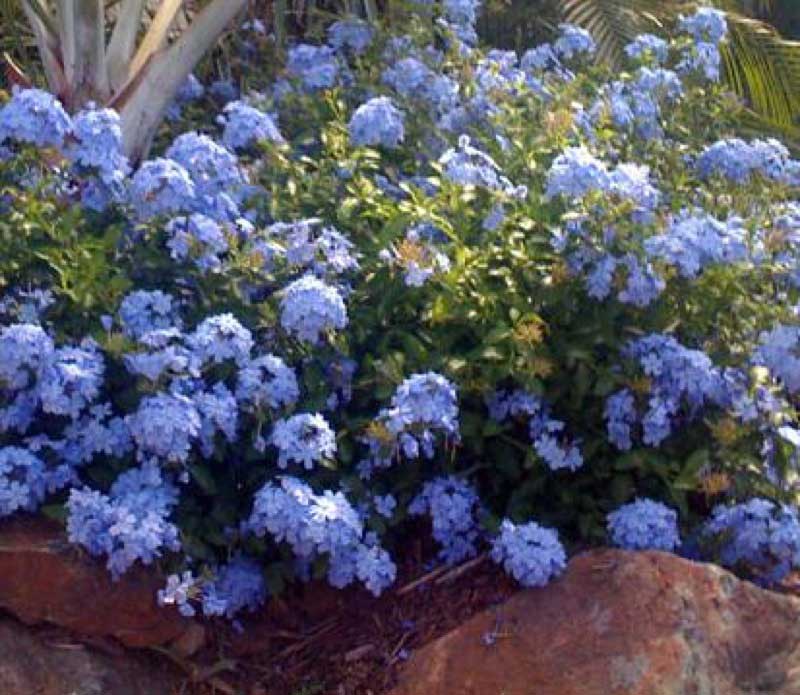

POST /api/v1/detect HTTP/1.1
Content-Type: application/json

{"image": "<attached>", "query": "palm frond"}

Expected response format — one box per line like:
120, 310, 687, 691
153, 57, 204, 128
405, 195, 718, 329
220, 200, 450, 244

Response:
722, 12, 800, 128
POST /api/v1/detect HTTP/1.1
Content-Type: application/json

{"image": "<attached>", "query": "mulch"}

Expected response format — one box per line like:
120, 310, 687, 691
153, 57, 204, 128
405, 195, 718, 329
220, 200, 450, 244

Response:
178, 545, 518, 695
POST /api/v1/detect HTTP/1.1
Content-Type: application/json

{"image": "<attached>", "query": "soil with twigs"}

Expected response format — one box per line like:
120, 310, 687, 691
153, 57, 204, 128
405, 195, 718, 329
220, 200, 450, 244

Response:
180, 539, 517, 695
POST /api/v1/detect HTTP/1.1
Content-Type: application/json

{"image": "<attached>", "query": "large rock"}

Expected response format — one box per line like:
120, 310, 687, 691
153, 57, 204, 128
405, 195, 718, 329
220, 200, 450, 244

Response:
391, 549, 800, 695
0, 617, 178, 695
0, 516, 194, 648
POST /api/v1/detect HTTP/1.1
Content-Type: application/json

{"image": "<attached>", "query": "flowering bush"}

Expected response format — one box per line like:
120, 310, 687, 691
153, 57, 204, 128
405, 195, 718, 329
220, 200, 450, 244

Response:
1, 3, 800, 617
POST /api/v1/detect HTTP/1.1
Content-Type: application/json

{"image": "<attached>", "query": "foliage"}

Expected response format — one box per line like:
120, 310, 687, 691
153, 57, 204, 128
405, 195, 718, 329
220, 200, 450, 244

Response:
1, 2, 800, 618
11, 0, 248, 161
480, 0, 800, 142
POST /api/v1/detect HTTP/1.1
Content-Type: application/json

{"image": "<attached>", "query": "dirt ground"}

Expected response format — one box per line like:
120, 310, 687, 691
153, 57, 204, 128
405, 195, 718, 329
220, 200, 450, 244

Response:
180, 544, 517, 695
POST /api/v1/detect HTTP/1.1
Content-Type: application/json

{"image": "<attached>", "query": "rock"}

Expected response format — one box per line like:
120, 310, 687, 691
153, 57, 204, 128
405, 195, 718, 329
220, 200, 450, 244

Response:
390, 549, 800, 695
0, 516, 194, 648
0, 616, 179, 695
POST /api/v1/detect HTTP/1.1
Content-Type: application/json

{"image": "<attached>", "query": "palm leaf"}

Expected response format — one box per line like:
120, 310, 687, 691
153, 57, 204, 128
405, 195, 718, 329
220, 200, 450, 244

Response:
721, 12, 800, 129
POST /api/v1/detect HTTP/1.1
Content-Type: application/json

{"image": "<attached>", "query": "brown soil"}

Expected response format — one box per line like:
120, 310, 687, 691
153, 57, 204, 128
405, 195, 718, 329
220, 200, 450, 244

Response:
180, 549, 517, 695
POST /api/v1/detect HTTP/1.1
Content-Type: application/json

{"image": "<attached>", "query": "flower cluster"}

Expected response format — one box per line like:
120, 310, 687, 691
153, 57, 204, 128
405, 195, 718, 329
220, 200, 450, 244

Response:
270, 413, 336, 469
620, 335, 731, 447
67, 462, 180, 578
696, 137, 800, 186
328, 18, 374, 55
244, 477, 396, 596
490, 519, 567, 588
280, 276, 348, 344
754, 325, 800, 394
219, 100, 284, 151
360, 373, 459, 475
705, 498, 800, 583
0, 447, 48, 516
607, 498, 680, 551
409, 477, 482, 564
286, 44, 341, 91
348, 97, 405, 149
159, 555, 267, 619
0, 87, 72, 148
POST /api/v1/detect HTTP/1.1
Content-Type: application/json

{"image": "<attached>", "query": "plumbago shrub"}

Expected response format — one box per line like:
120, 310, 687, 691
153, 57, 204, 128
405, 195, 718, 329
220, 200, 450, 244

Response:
2, 4, 800, 618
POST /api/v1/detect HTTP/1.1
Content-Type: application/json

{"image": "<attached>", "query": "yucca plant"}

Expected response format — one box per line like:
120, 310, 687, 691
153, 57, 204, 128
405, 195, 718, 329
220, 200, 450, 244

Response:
13, 0, 247, 161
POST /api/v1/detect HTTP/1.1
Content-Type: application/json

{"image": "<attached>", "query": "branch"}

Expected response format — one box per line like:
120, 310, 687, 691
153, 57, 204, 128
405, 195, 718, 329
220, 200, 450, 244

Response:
118, 0, 247, 161
105, 0, 147, 90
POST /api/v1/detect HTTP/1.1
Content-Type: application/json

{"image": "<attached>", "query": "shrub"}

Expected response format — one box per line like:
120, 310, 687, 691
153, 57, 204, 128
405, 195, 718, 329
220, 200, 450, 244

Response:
1, 3, 800, 617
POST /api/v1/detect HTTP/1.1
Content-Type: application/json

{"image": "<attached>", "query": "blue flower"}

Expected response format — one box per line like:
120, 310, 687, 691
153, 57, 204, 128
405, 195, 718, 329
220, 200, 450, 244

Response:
625, 334, 731, 446
553, 24, 596, 60
348, 97, 405, 149
165, 132, 247, 203
385, 372, 459, 438
39, 343, 105, 420
409, 477, 482, 564
280, 276, 348, 344
269, 413, 337, 469
604, 389, 637, 451
0, 323, 54, 391
129, 158, 196, 220
328, 18, 374, 54
754, 325, 800, 394
236, 355, 299, 411
245, 477, 396, 595
489, 389, 583, 471
490, 519, 566, 587
194, 382, 238, 456
705, 498, 800, 583
678, 41, 722, 82
187, 314, 253, 367
0, 88, 72, 148
608, 163, 660, 211
624, 34, 669, 64
0, 446, 48, 516
607, 498, 680, 551
373, 493, 397, 519
202, 555, 267, 618
545, 146, 609, 199
697, 138, 797, 184
126, 393, 201, 463
166, 213, 229, 272
617, 255, 664, 308
158, 571, 197, 617
286, 44, 340, 91
645, 211, 747, 278
679, 7, 728, 44
382, 58, 459, 114
67, 461, 180, 578
65, 107, 129, 183
219, 100, 284, 151
521, 44, 560, 73
586, 254, 617, 300
530, 417, 584, 471
440, 135, 519, 194
119, 290, 180, 339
